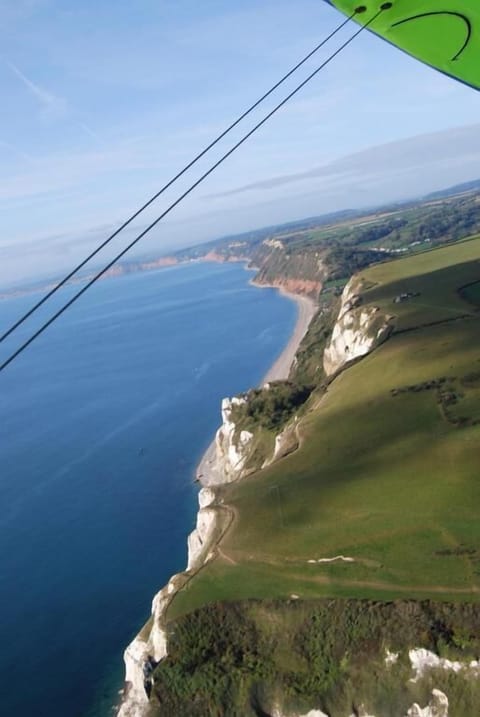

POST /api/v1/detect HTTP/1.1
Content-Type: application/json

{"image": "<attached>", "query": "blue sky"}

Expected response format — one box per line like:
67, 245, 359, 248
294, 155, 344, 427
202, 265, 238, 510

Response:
2, 0, 480, 285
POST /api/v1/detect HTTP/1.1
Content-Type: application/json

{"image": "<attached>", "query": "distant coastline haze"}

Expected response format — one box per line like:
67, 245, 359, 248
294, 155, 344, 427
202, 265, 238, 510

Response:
1, 0, 480, 286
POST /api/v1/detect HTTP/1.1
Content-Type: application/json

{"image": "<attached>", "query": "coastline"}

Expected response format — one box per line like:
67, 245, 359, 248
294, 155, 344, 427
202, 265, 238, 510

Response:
196, 285, 316, 487
117, 280, 317, 717
261, 287, 316, 384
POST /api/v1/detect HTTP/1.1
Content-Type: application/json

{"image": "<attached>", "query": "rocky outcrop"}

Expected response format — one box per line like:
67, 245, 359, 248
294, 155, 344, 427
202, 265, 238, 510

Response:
263, 238, 284, 250
407, 690, 449, 717
206, 392, 303, 481
119, 634, 156, 717
262, 417, 299, 468
271, 690, 449, 717
206, 397, 254, 484
117, 488, 218, 717
118, 586, 170, 717
409, 647, 480, 681
323, 277, 391, 376
187, 488, 217, 570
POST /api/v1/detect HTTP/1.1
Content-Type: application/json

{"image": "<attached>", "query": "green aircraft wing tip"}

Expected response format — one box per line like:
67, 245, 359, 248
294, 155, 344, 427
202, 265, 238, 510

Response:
326, 1, 480, 91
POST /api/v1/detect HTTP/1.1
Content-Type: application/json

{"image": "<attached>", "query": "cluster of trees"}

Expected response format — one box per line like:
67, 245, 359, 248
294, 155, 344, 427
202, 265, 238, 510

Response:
390, 377, 450, 396
324, 246, 385, 280
350, 218, 408, 246
151, 600, 480, 716
152, 603, 271, 716
391, 375, 480, 428
420, 203, 480, 242
355, 201, 480, 248
237, 382, 313, 431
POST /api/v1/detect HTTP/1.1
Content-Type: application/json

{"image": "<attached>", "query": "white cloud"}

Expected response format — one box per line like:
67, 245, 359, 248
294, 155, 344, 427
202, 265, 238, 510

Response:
6, 60, 67, 121
205, 123, 480, 199
77, 122, 102, 143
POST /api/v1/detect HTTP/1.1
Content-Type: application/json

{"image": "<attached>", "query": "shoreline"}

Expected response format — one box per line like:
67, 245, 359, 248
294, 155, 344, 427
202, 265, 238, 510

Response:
117, 277, 318, 717
196, 283, 317, 487
260, 285, 316, 383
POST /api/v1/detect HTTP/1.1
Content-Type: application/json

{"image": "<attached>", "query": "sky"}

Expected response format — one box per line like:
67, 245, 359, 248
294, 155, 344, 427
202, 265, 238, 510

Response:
2, 0, 480, 286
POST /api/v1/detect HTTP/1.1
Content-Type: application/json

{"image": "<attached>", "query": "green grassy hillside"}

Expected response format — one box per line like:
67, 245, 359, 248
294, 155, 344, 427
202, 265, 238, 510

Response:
171, 237, 480, 619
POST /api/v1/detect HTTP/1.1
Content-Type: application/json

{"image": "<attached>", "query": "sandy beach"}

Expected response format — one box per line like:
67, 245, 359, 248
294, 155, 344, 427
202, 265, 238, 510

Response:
196, 286, 317, 485
262, 288, 316, 382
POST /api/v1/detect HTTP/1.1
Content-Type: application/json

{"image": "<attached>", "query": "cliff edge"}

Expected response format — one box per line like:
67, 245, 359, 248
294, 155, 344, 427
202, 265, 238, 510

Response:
323, 276, 392, 376
118, 487, 221, 717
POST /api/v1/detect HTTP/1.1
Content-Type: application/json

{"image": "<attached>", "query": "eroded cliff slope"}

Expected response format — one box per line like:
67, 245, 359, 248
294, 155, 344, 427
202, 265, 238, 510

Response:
323, 276, 392, 376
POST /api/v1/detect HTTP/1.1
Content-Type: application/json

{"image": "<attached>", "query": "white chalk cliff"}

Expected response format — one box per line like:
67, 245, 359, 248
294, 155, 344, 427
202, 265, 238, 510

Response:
210, 392, 301, 479
263, 416, 299, 468
118, 389, 292, 715
187, 487, 217, 570
117, 487, 218, 717
323, 277, 391, 376
213, 396, 254, 481
196, 396, 257, 486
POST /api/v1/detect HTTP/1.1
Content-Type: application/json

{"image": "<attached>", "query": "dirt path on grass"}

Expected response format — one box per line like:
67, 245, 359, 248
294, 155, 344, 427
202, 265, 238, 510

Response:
213, 544, 480, 598
217, 546, 238, 565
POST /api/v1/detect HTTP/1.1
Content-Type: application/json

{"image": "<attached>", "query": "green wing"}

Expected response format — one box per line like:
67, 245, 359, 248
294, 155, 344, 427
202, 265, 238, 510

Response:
327, 1, 480, 90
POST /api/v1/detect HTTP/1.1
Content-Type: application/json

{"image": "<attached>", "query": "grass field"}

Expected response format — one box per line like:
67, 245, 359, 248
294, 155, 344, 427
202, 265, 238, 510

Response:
169, 238, 480, 621
462, 280, 480, 306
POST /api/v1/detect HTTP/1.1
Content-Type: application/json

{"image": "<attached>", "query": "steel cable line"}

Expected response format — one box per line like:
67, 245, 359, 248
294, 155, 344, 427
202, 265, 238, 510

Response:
0, 9, 359, 346
0, 6, 385, 373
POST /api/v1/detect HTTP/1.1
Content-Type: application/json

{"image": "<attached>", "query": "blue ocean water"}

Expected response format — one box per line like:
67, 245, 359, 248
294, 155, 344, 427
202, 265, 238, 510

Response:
0, 261, 296, 717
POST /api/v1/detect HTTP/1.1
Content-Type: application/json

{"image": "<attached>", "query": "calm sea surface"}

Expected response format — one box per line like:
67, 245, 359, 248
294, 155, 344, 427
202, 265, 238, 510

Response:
0, 261, 296, 717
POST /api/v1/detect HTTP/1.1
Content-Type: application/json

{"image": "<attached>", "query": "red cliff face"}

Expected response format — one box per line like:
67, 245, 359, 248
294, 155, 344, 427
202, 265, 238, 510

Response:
256, 277, 322, 299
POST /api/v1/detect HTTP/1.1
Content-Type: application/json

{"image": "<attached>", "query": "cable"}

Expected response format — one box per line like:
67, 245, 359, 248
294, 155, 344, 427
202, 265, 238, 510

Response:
0, 7, 384, 373
0, 10, 358, 346
1, 8, 382, 372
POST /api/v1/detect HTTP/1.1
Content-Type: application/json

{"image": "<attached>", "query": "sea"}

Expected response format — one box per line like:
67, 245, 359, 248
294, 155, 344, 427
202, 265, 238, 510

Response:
0, 261, 296, 717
